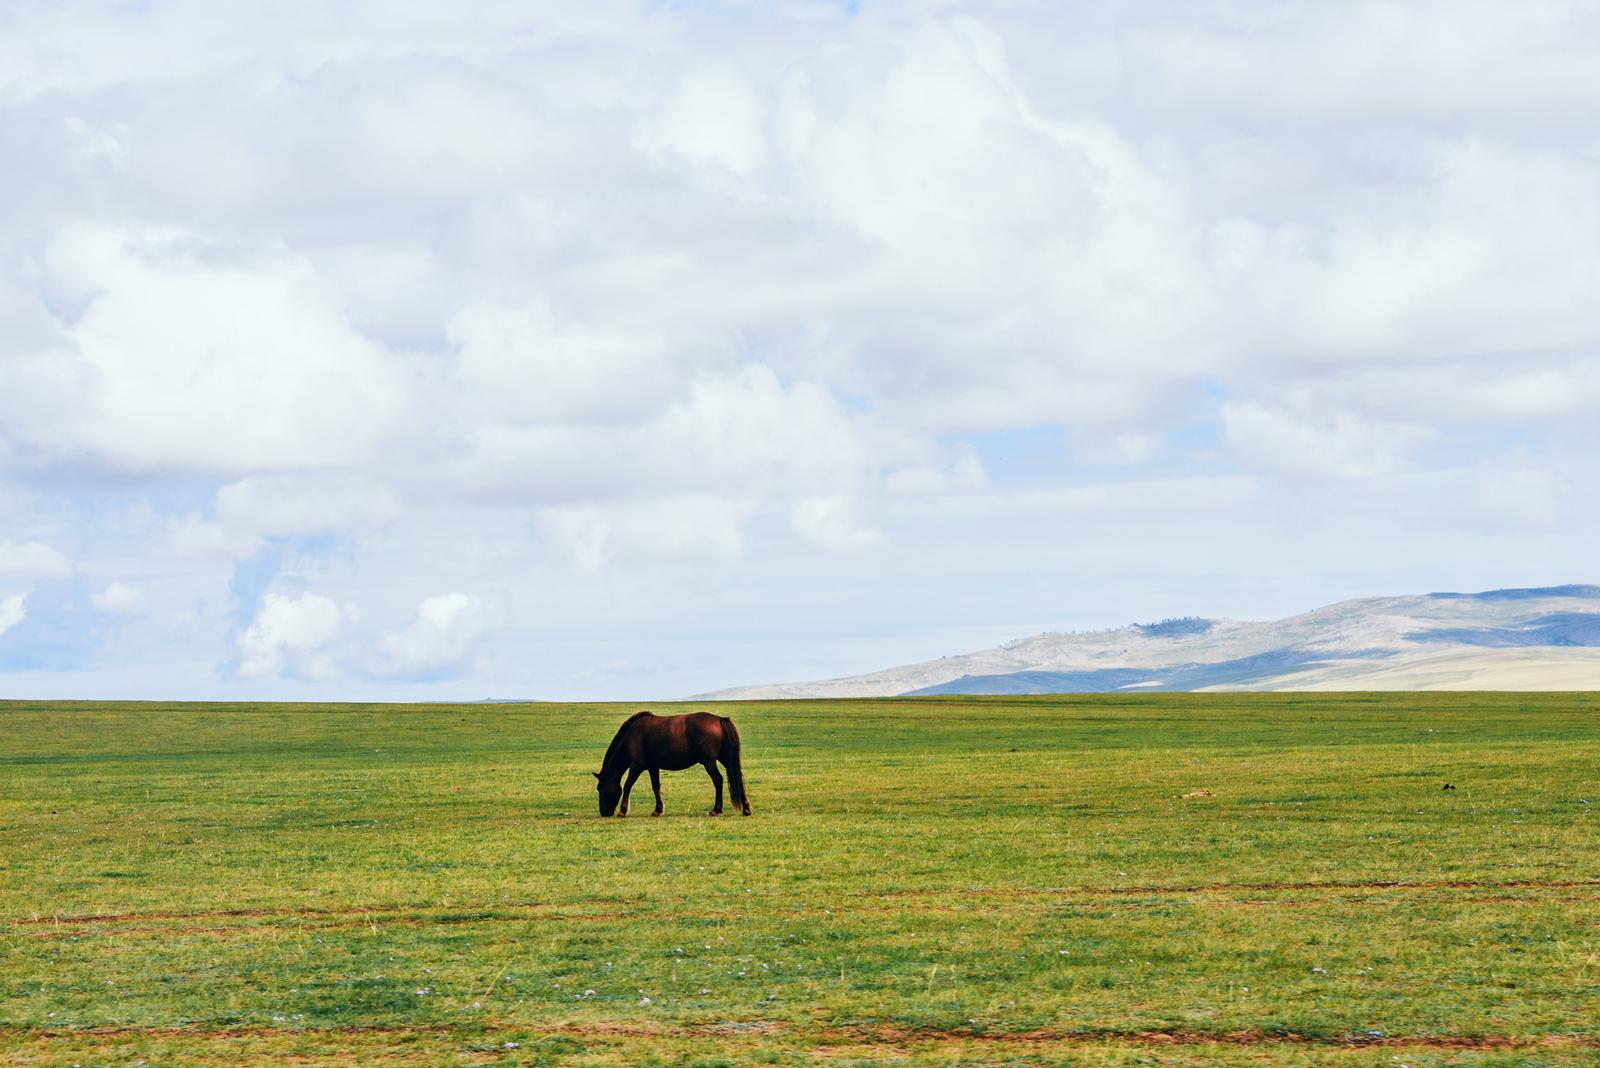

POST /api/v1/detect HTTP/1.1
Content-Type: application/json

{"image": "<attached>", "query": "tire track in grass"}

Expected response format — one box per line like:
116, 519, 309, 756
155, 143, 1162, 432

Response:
845, 1025, 1600, 1050
7, 1022, 1596, 1051
16, 909, 642, 939
7, 901, 631, 929
10, 875, 1600, 936
22, 887, 1599, 941
877, 875, 1600, 899
6, 1023, 783, 1044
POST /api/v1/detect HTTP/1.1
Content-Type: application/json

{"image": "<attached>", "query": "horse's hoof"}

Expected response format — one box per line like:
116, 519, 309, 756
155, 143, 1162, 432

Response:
651, 810, 663, 817
706, 810, 721, 817
741, 808, 752, 816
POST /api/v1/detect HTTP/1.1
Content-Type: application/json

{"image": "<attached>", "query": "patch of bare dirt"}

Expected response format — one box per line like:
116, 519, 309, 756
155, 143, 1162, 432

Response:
838, 1025, 1596, 1050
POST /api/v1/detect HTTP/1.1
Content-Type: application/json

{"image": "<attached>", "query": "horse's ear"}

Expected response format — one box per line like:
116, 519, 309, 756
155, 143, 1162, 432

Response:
592, 772, 601, 780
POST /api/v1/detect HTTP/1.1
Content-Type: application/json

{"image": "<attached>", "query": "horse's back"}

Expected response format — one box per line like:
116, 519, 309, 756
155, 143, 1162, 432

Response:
633, 711, 725, 769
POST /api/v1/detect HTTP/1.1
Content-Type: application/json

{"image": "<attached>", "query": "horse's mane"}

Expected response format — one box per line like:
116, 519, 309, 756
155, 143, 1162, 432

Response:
601, 710, 654, 770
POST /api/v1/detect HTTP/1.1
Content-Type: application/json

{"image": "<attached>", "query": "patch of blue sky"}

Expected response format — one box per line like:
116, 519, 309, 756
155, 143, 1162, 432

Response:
943, 398, 1225, 489
1411, 423, 1551, 468
941, 424, 1068, 488
1165, 418, 1224, 458
226, 533, 345, 627
30, 479, 215, 531
642, 0, 860, 17
0, 577, 109, 672
227, 544, 285, 628
835, 391, 874, 414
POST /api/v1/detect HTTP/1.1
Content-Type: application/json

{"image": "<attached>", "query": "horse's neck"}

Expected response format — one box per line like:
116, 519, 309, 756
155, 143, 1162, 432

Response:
601, 731, 635, 776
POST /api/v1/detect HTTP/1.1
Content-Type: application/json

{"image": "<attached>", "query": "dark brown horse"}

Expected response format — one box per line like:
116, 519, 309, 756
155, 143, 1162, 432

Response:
593, 711, 751, 817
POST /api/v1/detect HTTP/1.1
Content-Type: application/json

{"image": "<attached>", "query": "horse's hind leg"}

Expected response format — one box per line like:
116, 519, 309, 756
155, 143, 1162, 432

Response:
701, 760, 724, 816
649, 767, 663, 816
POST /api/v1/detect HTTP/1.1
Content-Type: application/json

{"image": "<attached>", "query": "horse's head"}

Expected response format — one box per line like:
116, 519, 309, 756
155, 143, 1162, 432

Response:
593, 771, 622, 817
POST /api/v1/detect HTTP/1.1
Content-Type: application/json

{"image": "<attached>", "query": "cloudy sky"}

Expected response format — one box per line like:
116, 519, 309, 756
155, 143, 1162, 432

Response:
2, 1, 1598, 700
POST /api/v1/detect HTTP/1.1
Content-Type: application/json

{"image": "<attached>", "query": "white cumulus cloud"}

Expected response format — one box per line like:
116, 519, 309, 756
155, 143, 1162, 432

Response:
0, 593, 26, 637
1, 225, 408, 476
236, 592, 352, 680
0, 541, 71, 578
91, 582, 141, 613
375, 593, 487, 679
537, 495, 753, 576
1221, 401, 1433, 480
791, 496, 885, 553
214, 474, 398, 538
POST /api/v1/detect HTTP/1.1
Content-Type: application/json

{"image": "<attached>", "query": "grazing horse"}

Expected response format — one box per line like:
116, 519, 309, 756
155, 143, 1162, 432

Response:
593, 711, 751, 817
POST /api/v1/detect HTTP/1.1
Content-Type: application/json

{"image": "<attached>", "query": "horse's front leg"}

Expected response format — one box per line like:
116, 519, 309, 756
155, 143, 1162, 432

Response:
619, 766, 644, 816
649, 767, 663, 816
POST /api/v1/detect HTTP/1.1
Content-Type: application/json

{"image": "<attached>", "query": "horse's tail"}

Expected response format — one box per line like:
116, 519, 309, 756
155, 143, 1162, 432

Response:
719, 716, 750, 813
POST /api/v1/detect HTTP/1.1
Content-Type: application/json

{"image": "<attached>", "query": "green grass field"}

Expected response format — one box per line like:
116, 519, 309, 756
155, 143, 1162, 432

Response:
3, 693, 1598, 1066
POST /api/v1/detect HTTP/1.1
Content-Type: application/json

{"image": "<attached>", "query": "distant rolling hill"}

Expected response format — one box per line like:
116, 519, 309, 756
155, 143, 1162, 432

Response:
699, 585, 1600, 698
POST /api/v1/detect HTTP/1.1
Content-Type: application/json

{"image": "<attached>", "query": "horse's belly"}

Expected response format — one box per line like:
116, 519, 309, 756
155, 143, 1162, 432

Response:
655, 756, 699, 772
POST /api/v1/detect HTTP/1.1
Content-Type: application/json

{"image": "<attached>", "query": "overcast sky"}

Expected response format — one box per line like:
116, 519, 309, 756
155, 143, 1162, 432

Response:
2, 0, 1598, 700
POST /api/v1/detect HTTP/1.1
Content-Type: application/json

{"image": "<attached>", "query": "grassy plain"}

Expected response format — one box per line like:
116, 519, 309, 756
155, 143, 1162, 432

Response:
2, 693, 1598, 1066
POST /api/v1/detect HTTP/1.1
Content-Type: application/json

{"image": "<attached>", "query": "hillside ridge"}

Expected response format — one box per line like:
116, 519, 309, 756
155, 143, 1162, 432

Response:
698, 585, 1600, 698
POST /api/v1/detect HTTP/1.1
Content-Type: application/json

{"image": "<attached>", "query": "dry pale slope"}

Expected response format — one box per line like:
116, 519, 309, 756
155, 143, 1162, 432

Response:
698, 585, 1600, 698
1223, 646, 1600, 692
